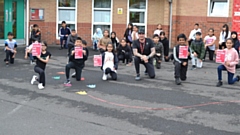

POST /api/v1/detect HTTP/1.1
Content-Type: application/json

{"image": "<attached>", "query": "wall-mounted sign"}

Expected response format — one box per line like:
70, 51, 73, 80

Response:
117, 8, 123, 14
30, 8, 44, 20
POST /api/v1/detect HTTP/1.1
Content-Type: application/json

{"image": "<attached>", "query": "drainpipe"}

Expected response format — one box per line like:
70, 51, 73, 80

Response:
168, 0, 172, 48
26, 0, 29, 46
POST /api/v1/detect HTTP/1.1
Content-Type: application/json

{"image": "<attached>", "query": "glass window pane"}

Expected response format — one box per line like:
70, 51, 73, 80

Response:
129, 12, 145, 23
59, 0, 75, 7
94, 0, 111, 8
129, 0, 146, 9
210, 2, 228, 16
94, 10, 110, 23
58, 24, 75, 37
59, 10, 75, 22
93, 25, 110, 34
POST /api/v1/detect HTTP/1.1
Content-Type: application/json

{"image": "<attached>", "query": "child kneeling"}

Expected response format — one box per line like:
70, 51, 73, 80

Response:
216, 38, 240, 87
64, 37, 88, 84
102, 42, 118, 80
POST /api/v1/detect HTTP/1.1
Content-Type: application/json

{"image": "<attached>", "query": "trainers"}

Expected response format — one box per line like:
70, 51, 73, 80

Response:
71, 72, 76, 78
191, 65, 196, 70
64, 80, 71, 84
31, 75, 37, 85
126, 63, 132, 66
102, 73, 107, 80
38, 83, 44, 90
175, 78, 181, 85
144, 71, 148, 75
5, 63, 9, 67
237, 75, 240, 82
216, 81, 223, 87
135, 74, 141, 81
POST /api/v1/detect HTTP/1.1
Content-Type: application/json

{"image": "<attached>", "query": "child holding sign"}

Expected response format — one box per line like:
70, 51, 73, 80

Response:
216, 38, 240, 87
64, 37, 89, 84
173, 34, 190, 85
101, 42, 118, 81
190, 32, 205, 69
30, 41, 51, 90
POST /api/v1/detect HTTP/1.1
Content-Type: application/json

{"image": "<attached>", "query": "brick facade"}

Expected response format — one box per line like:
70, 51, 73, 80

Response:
29, 0, 234, 48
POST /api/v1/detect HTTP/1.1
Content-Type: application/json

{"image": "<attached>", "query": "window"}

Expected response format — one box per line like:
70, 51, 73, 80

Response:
128, 0, 147, 33
56, 0, 77, 38
208, 0, 229, 17
92, 0, 112, 35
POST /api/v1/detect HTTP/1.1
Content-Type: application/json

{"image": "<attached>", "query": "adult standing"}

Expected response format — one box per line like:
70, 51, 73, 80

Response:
188, 23, 201, 46
219, 24, 231, 49
133, 29, 156, 81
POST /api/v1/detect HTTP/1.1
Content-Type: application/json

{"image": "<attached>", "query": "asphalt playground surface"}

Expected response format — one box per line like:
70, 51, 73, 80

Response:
0, 45, 240, 135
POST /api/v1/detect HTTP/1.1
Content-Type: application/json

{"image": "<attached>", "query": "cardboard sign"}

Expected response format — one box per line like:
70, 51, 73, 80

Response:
75, 47, 83, 59
216, 50, 226, 63
32, 43, 41, 56
93, 55, 102, 67
179, 46, 188, 59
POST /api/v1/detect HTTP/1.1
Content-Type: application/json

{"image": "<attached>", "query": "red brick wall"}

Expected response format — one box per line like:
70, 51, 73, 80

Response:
171, 15, 232, 48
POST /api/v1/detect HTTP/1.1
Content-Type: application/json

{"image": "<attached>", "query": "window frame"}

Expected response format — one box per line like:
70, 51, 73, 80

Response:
91, 0, 113, 38
56, 0, 78, 39
207, 0, 229, 17
127, 0, 148, 34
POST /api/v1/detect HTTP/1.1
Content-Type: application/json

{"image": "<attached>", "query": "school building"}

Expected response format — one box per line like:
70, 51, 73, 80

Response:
0, 0, 237, 47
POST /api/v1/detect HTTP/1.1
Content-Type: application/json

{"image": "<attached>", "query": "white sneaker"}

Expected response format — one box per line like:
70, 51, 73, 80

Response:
38, 83, 44, 90
102, 73, 107, 80
31, 75, 37, 85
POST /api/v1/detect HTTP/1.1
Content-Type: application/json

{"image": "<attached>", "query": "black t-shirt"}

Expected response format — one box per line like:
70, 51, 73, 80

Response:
36, 51, 51, 70
132, 38, 154, 56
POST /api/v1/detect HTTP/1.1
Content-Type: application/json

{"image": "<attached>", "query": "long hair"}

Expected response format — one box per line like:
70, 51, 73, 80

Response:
231, 31, 238, 41
124, 23, 133, 36
106, 42, 115, 53
222, 24, 229, 39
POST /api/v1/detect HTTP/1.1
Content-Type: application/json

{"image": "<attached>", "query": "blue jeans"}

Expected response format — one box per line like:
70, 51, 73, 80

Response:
60, 36, 68, 48
28, 53, 34, 61
217, 65, 238, 84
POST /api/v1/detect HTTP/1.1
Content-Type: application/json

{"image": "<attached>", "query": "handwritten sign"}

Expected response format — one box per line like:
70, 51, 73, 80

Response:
216, 50, 226, 63
179, 46, 188, 59
94, 55, 102, 67
75, 47, 83, 59
32, 43, 41, 56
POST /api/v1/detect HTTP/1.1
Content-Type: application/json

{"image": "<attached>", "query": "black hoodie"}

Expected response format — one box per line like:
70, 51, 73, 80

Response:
159, 37, 169, 56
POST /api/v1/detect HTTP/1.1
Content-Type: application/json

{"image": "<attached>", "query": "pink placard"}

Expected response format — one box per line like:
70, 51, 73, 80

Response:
75, 47, 83, 59
94, 55, 102, 67
179, 46, 188, 59
216, 50, 226, 63
32, 43, 41, 56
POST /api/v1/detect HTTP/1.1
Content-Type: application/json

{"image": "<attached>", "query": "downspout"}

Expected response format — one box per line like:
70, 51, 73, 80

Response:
26, 0, 29, 46
168, 0, 172, 48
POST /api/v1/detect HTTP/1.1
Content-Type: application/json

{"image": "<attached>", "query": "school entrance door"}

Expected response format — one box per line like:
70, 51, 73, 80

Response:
0, 0, 24, 45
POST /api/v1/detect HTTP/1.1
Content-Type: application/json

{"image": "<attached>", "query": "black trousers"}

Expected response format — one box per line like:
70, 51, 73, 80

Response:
204, 47, 214, 61
65, 62, 84, 81
134, 57, 155, 78
5, 50, 14, 63
105, 68, 117, 80
118, 53, 130, 64
174, 61, 188, 80
34, 66, 45, 86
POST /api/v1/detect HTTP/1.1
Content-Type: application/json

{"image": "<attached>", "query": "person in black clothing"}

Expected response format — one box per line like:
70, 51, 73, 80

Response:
231, 31, 240, 69
64, 37, 88, 84
67, 29, 78, 56
173, 34, 190, 85
30, 41, 51, 90
124, 23, 133, 45
59, 21, 71, 49
133, 29, 156, 81
159, 31, 170, 62
30, 24, 41, 45
117, 39, 132, 65
110, 31, 119, 50
153, 34, 163, 69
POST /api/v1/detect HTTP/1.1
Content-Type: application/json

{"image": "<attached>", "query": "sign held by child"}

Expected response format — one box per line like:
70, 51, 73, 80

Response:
74, 46, 83, 59
32, 43, 41, 56
94, 55, 102, 67
179, 46, 188, 59
216, 50, 226, 63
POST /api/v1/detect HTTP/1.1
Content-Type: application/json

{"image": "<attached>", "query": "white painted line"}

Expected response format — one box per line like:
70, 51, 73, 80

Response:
8, 101, 27, 115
